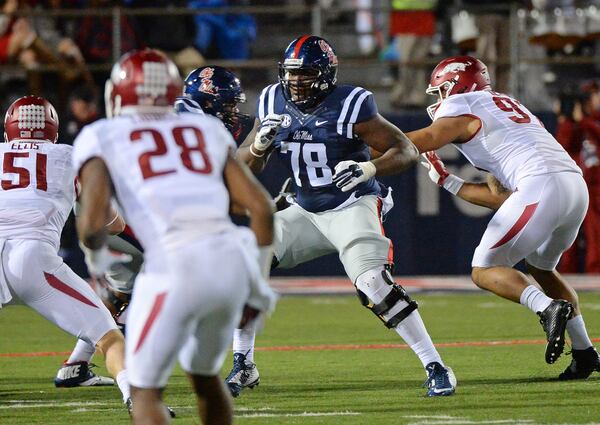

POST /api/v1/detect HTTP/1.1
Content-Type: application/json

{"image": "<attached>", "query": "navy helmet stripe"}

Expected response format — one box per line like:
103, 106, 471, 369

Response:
346, 90, 372, 138
337, 87, 364, 136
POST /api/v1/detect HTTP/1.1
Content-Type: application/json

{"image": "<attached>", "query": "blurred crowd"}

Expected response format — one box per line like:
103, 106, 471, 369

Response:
384, 0, 600, 108
0, 0, 256, 115
555, 82, 600, 274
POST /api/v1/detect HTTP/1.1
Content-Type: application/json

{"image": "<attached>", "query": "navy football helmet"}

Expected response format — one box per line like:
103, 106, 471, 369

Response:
175, 65, 248, 138
278, 35, 338, 110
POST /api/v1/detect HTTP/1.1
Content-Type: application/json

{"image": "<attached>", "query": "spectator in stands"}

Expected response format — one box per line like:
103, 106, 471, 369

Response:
76, 0, 143, 64
60, 85, 98, 146
555, 89, 600, 274
58, 84, 99, 276
29, 0, 94, 102
389, 0, 437, 109
1, 0, 91, 101
1, 1, 28, 62
583, 81, 600, 121
126, 0, 204, 75
578, 89, 600, 273
188, 0, 256, 60
555, 90, 585, 273
457, 0, 512, 94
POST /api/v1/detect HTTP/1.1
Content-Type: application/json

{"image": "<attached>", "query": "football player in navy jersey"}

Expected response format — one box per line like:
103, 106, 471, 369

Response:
234, 35, 456, 398
175, 65, 250, 143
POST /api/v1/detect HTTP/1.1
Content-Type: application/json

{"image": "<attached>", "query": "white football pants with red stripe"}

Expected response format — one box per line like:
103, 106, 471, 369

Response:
473, 172, 588, 270
0, 239, 117, 345
125, 231, 255, 389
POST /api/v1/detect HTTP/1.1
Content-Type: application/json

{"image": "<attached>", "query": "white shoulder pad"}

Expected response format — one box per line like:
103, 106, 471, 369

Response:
434, 94, 474, 122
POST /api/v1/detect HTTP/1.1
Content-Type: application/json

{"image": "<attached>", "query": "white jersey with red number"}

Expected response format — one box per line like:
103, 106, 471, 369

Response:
72, 112, 236, 269
433, 91, 581, 191
0, 142, 75, 251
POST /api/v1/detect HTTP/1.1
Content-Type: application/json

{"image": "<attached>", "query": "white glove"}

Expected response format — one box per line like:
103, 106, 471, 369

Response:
257, 245, 274, 279
420, 151, 464, 195
82, 245, 133, 276
332, 160, 376, 192
252, 113, 283, 153
242, 247, 278, 331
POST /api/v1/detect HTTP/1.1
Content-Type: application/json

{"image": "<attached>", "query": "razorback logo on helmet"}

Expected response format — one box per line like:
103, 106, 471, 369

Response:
136, 62, 169, 98
319, 40, 338, 65
439, 61, 472, 76
18, 105, 46, 129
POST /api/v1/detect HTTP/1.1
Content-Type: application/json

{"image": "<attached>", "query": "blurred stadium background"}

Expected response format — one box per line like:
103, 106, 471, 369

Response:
3, 0, 600, 281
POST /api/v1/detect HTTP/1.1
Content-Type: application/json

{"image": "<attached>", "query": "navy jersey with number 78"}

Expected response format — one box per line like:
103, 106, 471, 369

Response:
257, 83, 384, 213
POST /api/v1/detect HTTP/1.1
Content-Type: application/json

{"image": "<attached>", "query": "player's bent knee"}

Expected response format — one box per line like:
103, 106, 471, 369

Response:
96, 328, 125, 355
471, 267, 487, 289
354, 266, 418, 329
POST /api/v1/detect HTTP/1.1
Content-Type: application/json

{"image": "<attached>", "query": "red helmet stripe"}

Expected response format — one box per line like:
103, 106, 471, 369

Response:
293, 35, 311, 59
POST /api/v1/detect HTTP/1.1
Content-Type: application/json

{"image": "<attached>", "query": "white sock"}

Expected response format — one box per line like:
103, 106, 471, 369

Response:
394, 310, 444, 368
233, 327, 256, 362
355, 268, 443, 368
520, 285, 553, 314
116, 370, 130, 402
566, 315, 593, 350
67, 339, 96, 364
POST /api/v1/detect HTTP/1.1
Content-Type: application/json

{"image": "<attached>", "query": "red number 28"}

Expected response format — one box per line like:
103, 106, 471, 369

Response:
492, 96, 531, 124
130, 126, 213, 180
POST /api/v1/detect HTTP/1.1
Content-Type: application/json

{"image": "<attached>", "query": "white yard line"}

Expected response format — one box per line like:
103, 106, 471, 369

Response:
405, 421, 535, 425
238, 411, 361, 418
1, 401, 109, 409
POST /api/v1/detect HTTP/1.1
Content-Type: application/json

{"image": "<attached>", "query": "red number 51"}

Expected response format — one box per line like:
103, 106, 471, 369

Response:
1, 152, 47, 191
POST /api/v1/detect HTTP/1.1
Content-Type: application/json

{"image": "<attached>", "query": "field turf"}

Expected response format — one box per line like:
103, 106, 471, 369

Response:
1, 292, 599, 424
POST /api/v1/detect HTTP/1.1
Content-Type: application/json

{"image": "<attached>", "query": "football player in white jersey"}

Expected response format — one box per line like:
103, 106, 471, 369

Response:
73, 49, 276, 425
408, 56, 598, 376
421, 151, 600, 379
0, 96, 132, 407
54, 225, 142, 388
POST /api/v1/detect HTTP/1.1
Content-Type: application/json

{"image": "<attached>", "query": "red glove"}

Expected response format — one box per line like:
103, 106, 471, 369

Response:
420, 151, 464, 195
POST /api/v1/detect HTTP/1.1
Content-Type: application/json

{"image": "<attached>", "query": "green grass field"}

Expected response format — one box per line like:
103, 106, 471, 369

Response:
1, 292, 600, 425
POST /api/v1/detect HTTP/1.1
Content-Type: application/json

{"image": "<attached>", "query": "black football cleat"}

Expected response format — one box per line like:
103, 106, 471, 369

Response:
126, 397, 176, 418
537, 300, 573, 364
225, 353, 260, 397
54, 361, 114, 387
559, 347, 600, 380
423, 362, 456, 397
